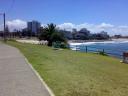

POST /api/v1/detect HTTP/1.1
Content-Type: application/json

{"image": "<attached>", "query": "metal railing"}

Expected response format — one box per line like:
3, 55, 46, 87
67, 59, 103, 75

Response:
75, 45, 124, 58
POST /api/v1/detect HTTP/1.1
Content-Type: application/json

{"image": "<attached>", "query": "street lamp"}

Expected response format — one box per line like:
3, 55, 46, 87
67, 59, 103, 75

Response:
0, 13, 6, 41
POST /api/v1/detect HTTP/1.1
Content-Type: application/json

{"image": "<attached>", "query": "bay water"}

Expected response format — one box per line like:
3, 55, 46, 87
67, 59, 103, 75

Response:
69, 39, 128, 58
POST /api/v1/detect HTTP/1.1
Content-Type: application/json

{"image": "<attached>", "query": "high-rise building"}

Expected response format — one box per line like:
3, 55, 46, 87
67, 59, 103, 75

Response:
27, 21, 41, 35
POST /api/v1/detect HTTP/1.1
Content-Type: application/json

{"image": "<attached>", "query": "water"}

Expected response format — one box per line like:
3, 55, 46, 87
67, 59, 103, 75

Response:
69, 40, 128, 58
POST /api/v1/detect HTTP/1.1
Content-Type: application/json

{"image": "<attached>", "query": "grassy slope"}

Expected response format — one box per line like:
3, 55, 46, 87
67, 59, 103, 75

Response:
7, 41, 128, 96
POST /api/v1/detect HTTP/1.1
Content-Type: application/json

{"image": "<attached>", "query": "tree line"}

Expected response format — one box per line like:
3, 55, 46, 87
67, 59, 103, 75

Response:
0, 23, 110, 47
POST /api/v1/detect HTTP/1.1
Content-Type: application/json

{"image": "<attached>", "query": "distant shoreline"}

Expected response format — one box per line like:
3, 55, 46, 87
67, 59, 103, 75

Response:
68, 38, 128, 43
68, 39, 112, 43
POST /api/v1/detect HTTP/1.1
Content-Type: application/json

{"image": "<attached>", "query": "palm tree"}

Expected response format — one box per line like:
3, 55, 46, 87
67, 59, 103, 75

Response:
38, 23, 66, 46
45, 23, 56, 46
46, 23, 56, 33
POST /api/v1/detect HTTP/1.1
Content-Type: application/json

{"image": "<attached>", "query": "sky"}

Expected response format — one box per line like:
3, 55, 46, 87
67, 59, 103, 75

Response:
0, 0, 128, 35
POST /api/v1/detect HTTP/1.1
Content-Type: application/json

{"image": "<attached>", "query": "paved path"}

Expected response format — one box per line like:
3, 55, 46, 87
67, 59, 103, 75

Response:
0, 42, 51, 96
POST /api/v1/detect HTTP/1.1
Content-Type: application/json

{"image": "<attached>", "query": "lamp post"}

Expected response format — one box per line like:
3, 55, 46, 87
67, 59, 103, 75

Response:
0, 13, 6, 42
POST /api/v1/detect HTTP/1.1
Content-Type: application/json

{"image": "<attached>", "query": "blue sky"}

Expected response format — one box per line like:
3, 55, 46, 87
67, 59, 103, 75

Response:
0, 0, 128, 35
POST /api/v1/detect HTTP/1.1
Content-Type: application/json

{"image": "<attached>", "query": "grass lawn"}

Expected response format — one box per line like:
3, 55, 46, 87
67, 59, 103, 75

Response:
6, 41, 128, 96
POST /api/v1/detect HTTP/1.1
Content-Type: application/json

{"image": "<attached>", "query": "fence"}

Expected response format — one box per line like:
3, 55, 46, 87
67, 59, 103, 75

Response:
75, 45, 124, 58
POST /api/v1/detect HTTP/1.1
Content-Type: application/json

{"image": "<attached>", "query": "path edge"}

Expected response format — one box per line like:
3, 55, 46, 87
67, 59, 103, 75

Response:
4, 43, 55, 96
24, 58, 55, 96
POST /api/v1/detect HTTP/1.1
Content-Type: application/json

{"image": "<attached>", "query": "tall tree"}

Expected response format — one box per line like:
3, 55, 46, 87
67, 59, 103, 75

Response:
38, 23, 66, 46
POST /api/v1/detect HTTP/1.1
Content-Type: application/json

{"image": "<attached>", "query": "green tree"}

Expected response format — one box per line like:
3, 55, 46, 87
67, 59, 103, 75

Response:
50, 31, 66, 42
38, 23, 66, 46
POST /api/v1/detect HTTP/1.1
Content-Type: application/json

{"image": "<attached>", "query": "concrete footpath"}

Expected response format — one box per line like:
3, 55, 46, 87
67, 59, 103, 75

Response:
0, 42, 51, 96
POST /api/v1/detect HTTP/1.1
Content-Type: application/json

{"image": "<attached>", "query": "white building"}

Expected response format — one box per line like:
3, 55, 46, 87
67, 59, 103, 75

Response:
27, 21, 41, 34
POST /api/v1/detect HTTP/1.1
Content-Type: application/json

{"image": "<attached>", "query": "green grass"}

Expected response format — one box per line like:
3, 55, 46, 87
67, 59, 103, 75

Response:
6, 41, 128, 96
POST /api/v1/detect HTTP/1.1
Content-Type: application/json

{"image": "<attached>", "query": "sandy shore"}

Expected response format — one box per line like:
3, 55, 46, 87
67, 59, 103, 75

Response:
68, 38, 128, 43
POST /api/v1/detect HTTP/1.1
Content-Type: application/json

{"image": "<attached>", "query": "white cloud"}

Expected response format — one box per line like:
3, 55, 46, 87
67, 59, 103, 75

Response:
7, 19, 27, 31
41, 24, 47, 27
97, 23, 114, 28
0, 19, 27, 31
57, 23, 128, 36
57, 23, 114, 32
1, 19, 128, 36
57, 23, 75, 31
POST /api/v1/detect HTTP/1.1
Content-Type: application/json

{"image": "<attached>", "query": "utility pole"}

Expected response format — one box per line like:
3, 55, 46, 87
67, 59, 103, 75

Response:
0, 13, 6, 42
3, 13, 6, 42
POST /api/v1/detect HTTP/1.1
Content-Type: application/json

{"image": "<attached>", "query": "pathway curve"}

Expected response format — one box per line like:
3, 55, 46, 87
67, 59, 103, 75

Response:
0, 42, 51, 96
